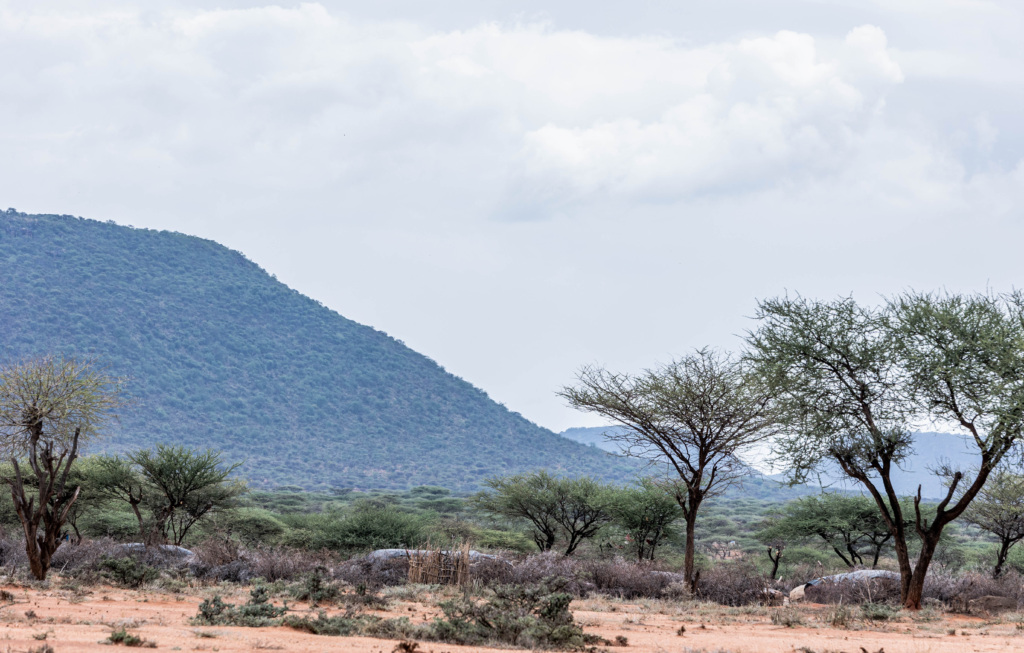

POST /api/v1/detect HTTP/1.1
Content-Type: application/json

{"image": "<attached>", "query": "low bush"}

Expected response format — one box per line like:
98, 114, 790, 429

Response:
923, 570, 1024, 613
98, 556, 159, 588
804, 577, 900, 605
425, 581, 596, 649
503, 552, 590, 595
289, 567, 340, 606
696, 559, 773, 606
583, 559, 672, 599
105, 626, 155, 647
193, 586, 288, 627
335, 555, 409, 588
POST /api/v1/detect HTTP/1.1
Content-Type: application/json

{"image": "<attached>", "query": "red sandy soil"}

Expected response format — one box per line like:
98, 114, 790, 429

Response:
0, 582, 1020, 653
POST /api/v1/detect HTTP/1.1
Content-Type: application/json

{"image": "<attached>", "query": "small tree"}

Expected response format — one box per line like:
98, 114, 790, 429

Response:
130, 445, 243, 545
560, 348, 777, 589
608, 478, 681, 561
92, 454, 148, 539
0, 356, 120, 579
755, 493, 903, 569
960, 469, 1024, 578
474, 471, 612, 555
474, 471, 562, 552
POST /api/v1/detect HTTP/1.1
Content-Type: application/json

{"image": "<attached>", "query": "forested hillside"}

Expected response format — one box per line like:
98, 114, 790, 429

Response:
0, 211, 636, 490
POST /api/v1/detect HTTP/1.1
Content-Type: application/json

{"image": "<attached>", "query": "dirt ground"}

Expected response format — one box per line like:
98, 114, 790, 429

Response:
0, 581, 1021, 653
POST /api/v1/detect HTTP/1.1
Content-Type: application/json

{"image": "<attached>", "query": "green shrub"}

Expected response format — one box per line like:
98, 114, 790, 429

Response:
283, 609, 381, 636
425, 582, 592, 649
105, 627, 154, 647
193, 586, 288, 627
99, 557, 159, 588
289, 568, 340, 606
281, 506, 428, 552
223, 508, 287, 545
860, 603, 897, 621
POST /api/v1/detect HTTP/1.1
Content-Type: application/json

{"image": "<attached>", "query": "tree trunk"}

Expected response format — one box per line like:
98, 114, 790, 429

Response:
903, 532, 940, 610
994, 539, 1011, 579
683, 510, 698, 591
830, 545, 854, 568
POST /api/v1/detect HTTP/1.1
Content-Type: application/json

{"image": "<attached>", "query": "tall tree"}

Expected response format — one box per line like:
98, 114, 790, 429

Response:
747, 292, 1024, 608
960, 469, 1024, 578
559, 348, 777, 589
0, 356, 120, 579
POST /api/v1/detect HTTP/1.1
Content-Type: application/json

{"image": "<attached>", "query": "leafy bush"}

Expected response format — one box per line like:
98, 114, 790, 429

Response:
289, 568, 340, 606
105, 627, 154, 647
99, 556, 159, 588
193, 586, 288, 627
425, 581, 593, 649
79, 509, 141, 540
223, 508, 287, 545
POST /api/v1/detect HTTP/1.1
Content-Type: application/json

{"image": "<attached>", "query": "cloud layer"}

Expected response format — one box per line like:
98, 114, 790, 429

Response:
1, 1, 1022, 428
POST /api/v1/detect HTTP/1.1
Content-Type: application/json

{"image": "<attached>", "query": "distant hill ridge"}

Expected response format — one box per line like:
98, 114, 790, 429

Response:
561, 426, 980, 500
0, 211, 635, 490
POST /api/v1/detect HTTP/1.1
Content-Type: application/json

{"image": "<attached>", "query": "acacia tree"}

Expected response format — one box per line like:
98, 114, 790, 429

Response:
130, 445, 243, 546
755, 493, 904, 569
960, 469, 1024, 578
559, 348, 777, 589
608, 478, 682, 561
747, 292, 1024, 609
474, 471, 613, 555
92, 454, 149, 539
0, 356, 120, 579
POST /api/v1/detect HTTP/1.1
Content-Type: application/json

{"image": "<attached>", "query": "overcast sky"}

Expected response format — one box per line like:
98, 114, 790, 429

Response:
2, 0, 1022, 432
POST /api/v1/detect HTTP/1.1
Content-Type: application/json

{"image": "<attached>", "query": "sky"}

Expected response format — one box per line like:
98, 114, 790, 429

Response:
1, 1, 1022, 432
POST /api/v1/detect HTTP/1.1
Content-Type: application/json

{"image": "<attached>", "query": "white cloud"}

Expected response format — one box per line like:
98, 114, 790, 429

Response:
518, 26, 909, 203
1, 1, 1023, 429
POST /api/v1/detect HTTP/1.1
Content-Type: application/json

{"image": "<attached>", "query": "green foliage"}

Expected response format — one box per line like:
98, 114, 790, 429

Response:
607, 478, 682, 561
193, 586, 288, 627
221, 507, 287, 545
283, 609, 380, 636
289, 568, 340, 606
0, 212, 636, 491
280, 503, 429, 552
961, 468, 1024, 577
755, 493, 906, 568
428, 583, 589, 649
105, 627, 153, 647
98, 556, 159, 588
474, 471, 613, 555
131, 445, 244, 545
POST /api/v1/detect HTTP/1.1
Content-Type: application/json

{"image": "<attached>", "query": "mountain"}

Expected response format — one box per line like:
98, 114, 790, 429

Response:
0, 211, 636, 491
561, 427, 980, 501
